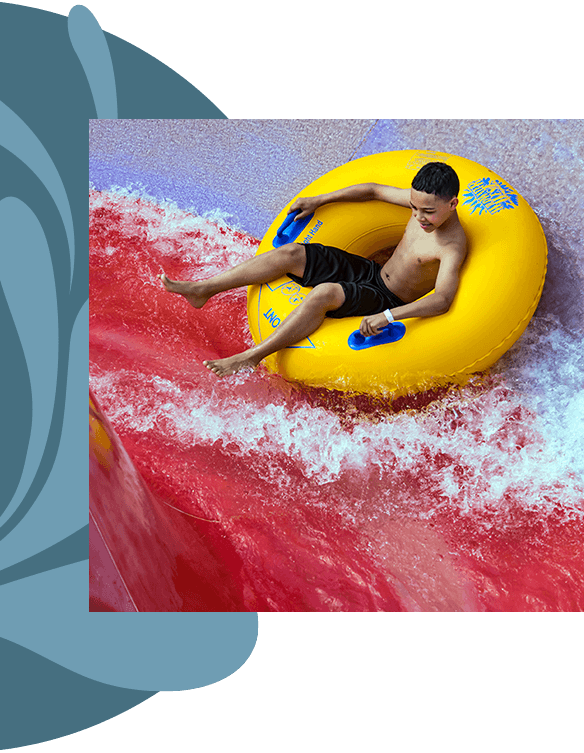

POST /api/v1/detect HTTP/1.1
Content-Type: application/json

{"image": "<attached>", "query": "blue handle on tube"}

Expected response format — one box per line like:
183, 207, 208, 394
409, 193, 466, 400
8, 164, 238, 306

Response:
272, 210, 314, 248
348, 322, 406, 350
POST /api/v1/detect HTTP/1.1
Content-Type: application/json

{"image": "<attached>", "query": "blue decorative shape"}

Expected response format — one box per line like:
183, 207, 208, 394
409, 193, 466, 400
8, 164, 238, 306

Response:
462, 176, 519, 215
68, 5, 118, 118
0, 101, 76, 286
272, 209, 314, 247
0, 637, 155, 750
0, 198, 58, 529
0, 3, 255, 749
348, 322, 406, 350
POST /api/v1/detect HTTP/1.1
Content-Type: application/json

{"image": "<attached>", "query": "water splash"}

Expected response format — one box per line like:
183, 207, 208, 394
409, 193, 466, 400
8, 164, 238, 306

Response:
90, 188, 584, 610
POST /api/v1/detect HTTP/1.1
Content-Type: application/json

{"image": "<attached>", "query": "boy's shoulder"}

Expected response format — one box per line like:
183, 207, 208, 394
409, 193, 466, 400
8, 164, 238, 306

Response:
436, 219, 467, 258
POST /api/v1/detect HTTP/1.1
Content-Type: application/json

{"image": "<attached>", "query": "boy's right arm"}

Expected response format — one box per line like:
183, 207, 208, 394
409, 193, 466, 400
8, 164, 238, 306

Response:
290, 183, 411, 219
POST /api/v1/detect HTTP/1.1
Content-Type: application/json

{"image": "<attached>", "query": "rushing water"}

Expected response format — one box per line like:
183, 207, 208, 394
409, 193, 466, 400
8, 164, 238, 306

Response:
89, 187, 584, 611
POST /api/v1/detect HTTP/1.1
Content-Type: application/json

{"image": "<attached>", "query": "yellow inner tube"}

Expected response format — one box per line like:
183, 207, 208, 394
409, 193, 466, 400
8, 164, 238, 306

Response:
246, 150, 548, 398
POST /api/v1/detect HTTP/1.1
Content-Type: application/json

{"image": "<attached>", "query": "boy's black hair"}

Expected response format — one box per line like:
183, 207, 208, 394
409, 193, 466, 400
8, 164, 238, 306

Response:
411, 162, 460, 200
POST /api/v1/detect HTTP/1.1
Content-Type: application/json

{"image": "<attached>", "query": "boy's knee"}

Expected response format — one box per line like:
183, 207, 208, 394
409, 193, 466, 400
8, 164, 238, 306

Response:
311, 283, 345, 309
280, 242, 305, 260
273, 242, 305, 276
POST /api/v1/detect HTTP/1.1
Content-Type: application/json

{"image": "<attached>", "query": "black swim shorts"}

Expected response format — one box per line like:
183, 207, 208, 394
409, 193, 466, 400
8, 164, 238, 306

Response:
287, 243, 406, 319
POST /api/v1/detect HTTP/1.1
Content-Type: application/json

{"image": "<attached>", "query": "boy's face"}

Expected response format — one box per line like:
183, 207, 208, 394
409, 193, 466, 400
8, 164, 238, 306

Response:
410, 189, 458, 232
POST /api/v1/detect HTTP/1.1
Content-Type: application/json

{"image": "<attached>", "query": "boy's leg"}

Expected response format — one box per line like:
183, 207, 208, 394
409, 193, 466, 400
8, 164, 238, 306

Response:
204, 283, 346, 377
160, 242, 307, 309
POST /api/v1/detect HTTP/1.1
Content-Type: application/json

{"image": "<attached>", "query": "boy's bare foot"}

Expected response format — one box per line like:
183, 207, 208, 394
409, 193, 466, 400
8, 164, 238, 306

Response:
203, 352, 260, 377
159, 273, 210, 309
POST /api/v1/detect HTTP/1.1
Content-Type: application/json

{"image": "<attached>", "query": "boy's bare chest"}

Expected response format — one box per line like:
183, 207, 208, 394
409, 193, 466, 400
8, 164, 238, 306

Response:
378, 223, 443, 299
393, 226, 441, 274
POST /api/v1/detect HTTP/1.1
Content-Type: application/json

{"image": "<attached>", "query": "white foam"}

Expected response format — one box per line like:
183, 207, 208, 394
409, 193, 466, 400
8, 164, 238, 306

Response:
90, 354, 584, 523
89, 191, 584, 525
89, 187, 257, 277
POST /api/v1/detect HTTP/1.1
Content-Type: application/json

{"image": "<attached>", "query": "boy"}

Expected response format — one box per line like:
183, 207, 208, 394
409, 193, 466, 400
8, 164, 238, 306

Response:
160, 161, 467, 377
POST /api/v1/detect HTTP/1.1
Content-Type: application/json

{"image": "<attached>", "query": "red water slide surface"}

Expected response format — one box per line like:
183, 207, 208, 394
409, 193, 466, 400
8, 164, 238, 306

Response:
89, 391, 250, 611
89, 189, 584, 612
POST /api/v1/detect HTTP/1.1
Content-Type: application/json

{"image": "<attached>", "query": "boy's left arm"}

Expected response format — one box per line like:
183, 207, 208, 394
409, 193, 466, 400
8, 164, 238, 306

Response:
358, 248, 465, 337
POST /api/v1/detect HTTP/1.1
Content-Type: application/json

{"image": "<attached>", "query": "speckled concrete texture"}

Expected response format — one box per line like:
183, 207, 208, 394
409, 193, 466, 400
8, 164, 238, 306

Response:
89, 119, 376, 237
89, 119, 583, 331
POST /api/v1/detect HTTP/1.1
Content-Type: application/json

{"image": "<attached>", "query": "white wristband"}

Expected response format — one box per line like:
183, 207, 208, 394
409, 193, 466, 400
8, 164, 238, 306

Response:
383, 308, 394, 324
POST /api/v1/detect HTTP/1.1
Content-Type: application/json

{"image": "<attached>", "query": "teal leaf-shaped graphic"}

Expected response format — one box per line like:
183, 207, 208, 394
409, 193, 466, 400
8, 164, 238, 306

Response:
1, 560, 258, 691
1, 637, 155, 751
0, 102, 75, 287
0, 295, 86, 577
0, 4, 256, 749
0, 198, 59, 541
0, 251, 32, 527
68, 5, 118, 118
